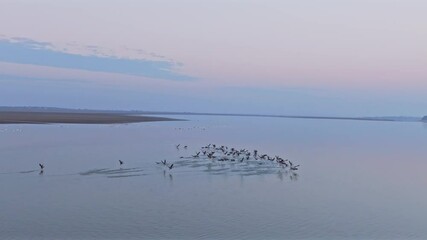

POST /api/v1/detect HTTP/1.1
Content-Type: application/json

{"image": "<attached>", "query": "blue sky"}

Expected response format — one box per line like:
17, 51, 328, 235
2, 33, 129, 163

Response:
0, 0, 426, 116
0, 38, 193, 81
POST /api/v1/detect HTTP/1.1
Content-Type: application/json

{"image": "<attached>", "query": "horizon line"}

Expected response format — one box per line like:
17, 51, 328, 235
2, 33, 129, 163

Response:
0, 106, 424, 123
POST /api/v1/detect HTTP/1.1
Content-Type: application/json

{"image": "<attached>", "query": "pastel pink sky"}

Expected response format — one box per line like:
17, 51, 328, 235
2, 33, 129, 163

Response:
0, 0, 426, 115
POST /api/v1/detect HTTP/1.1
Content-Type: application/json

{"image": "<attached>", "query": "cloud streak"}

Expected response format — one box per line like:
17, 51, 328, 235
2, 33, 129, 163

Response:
0, 38, 194, 81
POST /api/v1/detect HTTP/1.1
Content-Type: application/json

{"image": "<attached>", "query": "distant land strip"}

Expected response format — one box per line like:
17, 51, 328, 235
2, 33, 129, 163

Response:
0, 107, 424, 123
0, 111, 180, 124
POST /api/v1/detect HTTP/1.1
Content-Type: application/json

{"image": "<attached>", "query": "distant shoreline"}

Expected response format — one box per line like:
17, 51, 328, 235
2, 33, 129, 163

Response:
0, 107, 423, 123
0, 111, 180, 124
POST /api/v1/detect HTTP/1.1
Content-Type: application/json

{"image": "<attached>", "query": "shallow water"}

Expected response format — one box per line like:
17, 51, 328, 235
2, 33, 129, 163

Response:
1, 116, 427, 239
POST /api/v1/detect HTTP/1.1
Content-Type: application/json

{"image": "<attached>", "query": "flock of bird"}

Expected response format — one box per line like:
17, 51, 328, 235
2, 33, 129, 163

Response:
36, 143, 299, 177
175, 143, 300, 171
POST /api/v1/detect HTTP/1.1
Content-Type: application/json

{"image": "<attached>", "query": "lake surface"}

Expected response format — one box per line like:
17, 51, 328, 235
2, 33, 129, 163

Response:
1, 116, 427, 239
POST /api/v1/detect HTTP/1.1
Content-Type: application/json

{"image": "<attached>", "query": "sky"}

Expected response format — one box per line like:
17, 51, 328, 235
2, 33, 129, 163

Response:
0, 0, 426, 116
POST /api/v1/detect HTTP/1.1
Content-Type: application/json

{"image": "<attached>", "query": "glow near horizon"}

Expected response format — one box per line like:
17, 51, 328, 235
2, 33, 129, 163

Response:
0, 0, 426, 115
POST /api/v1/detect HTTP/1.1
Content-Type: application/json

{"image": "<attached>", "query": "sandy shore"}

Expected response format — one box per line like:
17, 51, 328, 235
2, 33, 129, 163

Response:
0, 111, 179, 124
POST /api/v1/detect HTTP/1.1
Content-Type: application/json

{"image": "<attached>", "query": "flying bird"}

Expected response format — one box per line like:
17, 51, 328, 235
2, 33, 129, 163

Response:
290, 165, 300, 171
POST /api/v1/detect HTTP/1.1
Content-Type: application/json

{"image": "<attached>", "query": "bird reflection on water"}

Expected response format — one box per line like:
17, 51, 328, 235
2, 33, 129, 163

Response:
163, 170, 173, 185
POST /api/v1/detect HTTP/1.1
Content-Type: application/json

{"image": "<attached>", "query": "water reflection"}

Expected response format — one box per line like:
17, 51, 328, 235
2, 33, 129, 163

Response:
276, 168, 299, 182
163, 170, 173, 184
2, 117, 426, 239
19, 170, 37, 174
79, 167, 146, 178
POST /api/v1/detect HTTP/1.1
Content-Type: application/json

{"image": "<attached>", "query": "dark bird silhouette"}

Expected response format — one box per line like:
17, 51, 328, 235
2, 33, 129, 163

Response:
290, 165, 300, 171
176, 144, 180, 149
279, 161, 288, 167
119, 160, 123, 165
168, 164, 174, 170
156, 160, 167, 164
39, 163, 44, 170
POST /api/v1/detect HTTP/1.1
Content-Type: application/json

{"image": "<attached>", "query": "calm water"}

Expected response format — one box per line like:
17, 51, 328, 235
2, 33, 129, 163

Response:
1, 116, 427, 239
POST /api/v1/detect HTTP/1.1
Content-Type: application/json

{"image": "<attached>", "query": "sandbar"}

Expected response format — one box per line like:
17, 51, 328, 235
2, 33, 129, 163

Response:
0, 111, 179, 124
